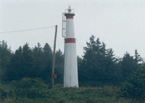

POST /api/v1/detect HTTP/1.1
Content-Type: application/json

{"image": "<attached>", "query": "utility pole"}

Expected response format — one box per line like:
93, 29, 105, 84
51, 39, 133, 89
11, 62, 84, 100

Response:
51, 25, 58, 87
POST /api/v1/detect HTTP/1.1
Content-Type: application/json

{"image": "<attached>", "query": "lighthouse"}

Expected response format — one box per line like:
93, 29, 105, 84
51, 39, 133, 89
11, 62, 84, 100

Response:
63, 6, 79, 87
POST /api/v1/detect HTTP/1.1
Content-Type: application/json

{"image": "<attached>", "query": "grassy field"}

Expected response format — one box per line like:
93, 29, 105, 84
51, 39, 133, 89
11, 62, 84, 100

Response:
0, 82, 133, 103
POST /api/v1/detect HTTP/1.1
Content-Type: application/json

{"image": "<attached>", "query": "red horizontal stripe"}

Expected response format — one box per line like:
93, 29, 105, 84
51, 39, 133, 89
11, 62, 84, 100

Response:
65, 14, 75, 19
65, 38, 76, 43
66, 15, 74, 19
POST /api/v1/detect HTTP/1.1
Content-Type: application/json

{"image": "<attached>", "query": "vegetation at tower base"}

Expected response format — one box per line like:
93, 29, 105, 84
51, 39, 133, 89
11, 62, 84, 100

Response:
0, 80, 133, 103
0, 35, 144, 102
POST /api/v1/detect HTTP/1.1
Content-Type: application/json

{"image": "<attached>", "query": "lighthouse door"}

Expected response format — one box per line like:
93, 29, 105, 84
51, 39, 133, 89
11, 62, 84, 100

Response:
62, 13, 66, 37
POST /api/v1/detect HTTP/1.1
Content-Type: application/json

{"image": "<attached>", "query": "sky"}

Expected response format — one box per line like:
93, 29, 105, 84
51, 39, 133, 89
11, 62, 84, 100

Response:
0, 0, 145, 59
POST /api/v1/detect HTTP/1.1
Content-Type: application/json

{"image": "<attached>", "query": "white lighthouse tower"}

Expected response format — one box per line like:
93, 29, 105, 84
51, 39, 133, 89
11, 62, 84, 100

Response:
62, 6, 79, 87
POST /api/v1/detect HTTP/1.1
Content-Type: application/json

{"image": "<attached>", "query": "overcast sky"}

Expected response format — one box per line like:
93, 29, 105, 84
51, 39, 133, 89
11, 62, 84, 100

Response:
0, 0, 145, 59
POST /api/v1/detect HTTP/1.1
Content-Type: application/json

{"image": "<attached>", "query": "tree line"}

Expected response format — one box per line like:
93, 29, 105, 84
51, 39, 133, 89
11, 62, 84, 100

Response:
0, 35, 143, 86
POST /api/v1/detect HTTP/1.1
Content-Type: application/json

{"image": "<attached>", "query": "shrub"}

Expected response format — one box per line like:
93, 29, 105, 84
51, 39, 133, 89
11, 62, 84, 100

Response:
12, 78, 47, 88
11, 78, 48, 98
0, 88, 7, 100
120, 64, 145, 102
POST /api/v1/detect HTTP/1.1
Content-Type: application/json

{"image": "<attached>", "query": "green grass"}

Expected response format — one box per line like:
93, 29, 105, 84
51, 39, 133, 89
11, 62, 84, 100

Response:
0, 83, 133, 103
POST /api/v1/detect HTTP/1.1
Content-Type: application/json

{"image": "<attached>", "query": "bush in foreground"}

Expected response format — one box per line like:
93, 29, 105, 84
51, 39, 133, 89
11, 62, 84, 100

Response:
11, 78, 49, 99
0, 78, 133, 103
120, 64, 145, 103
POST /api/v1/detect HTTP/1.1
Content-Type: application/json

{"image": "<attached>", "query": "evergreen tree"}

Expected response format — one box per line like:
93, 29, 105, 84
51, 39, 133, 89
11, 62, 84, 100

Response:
22, 43, 33, 78
134, 49, 142, 67
79, 35, 118, 86
119, 50, 142, 81
32, 43, 43, 78
41, 43, 52, 83
0, 41, 12, 82
3, 44, 33, 81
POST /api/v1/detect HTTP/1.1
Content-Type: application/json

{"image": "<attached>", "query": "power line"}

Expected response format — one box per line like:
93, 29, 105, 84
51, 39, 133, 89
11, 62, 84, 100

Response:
57, 39, 64, 49
76, 38, 83, 51
0, 26, 55, 33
